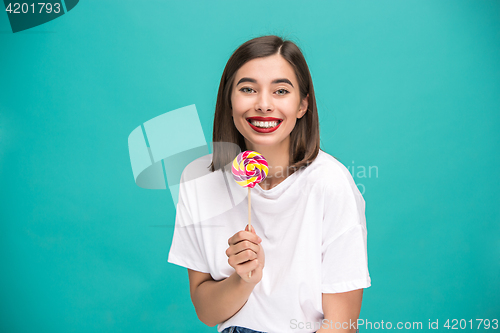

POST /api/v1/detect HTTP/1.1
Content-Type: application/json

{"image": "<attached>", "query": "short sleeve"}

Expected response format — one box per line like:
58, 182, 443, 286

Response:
321, 164, 371, 293
167, 171, 210, 273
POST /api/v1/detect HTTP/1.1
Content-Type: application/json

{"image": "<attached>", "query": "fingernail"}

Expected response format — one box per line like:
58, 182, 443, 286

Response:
258, 236, 262, 242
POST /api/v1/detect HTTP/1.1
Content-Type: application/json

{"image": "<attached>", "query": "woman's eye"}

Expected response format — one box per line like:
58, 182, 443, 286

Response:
241, 87, 255, 93
276, 89, 289, 95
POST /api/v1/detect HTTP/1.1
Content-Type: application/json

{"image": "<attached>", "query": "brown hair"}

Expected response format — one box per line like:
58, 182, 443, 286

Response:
209, 35, 320, 173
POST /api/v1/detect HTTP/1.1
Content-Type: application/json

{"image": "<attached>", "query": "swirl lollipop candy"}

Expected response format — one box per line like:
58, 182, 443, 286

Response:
232, 151, 268, 189
232, 151, 268, 278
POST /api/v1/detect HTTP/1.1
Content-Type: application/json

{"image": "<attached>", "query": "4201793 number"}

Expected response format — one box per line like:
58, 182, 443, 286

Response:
5, 3, 62, 14
444, 319, 498, 330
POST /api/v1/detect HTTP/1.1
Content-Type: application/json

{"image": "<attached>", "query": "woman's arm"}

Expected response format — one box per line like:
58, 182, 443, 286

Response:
187, 226, 264, 327
317, 289, 364, 332
187, 269, 256, 327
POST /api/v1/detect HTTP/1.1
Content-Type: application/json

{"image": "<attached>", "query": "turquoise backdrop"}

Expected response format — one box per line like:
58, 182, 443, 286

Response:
1, 0, 499, 332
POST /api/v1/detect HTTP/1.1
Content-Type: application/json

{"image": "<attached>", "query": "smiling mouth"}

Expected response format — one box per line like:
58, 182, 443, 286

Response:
246, 118, 283, 129
245, 117, 283, 133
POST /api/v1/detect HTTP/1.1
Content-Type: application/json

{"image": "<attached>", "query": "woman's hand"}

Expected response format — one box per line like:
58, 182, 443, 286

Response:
226, 224, 265, 284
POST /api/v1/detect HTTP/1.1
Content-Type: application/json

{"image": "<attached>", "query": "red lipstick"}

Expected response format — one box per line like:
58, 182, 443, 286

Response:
246, 117, 283, 133
246, 116, 282, 121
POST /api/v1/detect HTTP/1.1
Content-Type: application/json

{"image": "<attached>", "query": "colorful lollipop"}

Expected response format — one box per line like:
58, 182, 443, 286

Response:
232, 151, 268, 278
232, 151, 269, 188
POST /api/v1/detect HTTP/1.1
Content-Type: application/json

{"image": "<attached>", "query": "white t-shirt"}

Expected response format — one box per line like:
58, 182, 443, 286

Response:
167, 149, 371, 333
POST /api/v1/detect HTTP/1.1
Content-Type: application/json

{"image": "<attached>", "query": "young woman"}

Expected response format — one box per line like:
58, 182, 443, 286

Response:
168, 35, 370, 333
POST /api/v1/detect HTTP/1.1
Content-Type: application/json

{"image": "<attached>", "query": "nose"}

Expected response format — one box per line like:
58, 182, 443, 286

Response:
255, 91, 274, 113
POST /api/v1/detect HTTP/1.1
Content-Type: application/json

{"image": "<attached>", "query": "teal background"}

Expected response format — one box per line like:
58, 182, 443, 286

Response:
1, 0, 499, 332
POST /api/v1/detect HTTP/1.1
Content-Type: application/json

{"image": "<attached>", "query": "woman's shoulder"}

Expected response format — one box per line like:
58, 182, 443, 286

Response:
307, 150, 361, 197
310, 149, 353, 182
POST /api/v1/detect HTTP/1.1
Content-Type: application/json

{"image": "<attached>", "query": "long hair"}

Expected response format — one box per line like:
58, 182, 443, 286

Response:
209, 35, 320, 173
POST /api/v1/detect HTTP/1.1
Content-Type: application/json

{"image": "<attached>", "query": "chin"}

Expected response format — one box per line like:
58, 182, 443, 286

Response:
246, 136, 285, 147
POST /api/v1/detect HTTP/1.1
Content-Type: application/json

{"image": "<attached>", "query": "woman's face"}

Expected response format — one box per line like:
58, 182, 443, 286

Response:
230, 54, 309, 150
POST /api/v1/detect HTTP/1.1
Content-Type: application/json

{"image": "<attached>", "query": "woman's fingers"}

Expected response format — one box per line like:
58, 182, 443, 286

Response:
228, 249, 257, 267
226, 229, 264, 282
235, 258, 259, 277
227, 230, 261, 247
225, 239, 259, 257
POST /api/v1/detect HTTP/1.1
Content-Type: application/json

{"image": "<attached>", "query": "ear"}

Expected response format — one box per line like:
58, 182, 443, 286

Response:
297, 93, 309, 119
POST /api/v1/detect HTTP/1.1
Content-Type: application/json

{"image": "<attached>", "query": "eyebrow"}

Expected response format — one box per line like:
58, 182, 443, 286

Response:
236, 77, 294, 88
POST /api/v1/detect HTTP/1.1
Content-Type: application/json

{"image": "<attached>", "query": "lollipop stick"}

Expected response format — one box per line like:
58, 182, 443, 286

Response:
248, 187, 252, 229
248, 187, 252, 278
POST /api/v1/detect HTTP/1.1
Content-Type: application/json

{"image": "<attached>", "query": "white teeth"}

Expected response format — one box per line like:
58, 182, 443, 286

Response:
250, 120, 279, 128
